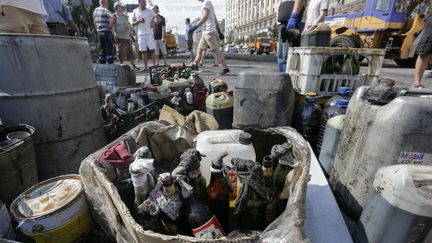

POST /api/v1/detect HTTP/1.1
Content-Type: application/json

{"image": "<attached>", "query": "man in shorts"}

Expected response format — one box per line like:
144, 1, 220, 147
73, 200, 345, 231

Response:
185, 18, 195, 61
0, 0, 49, 34
188, 0, 229, 75
131, 0, 161, 71
152, 5, 167, 66
113, 2, 139, 70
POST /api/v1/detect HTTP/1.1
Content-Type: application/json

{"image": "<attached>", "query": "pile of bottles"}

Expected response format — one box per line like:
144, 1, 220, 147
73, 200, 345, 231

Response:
293, 87, 352, 154
102, 134, 299, 239
321, 54, 361, 75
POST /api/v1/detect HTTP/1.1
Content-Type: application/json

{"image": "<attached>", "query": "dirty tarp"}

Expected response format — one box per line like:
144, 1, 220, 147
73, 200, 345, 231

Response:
79, 122, 311, 243
158, 105, 219, 133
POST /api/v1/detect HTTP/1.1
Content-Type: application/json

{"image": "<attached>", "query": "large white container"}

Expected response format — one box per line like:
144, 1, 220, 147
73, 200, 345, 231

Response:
330, 87, 432, 220
356, 165, 432, 243
196, 130, 256, 185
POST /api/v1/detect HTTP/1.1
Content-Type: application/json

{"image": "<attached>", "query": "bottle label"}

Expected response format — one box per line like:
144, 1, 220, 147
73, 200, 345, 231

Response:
192, 215, 225, 239
228, 170, 238, 208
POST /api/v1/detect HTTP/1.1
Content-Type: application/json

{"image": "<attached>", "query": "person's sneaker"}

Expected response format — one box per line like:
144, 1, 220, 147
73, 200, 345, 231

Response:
188, 61, 197, 67
132, 65, 141, 71
425, 71, 432, 78
219, 68, 230, 75
213, 64, 219, 67
412, 83, 425, 89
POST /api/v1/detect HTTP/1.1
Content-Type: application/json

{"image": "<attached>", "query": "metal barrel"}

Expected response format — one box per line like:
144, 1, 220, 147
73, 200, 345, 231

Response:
0, 34, 106, 180
0, 124, 37, 207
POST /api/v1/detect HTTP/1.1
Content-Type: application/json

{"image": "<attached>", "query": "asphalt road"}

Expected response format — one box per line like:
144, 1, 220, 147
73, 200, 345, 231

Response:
132, 53, 432, 90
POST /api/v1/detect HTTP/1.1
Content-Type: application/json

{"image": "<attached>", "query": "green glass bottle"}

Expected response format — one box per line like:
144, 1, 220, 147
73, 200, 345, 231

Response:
272, 143, 297, 195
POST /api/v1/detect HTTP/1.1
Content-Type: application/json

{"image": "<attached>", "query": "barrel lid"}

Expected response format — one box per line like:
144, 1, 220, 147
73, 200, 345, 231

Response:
11, 175, 84, 219
239, 132, 252, 145
373, 165, 432, 217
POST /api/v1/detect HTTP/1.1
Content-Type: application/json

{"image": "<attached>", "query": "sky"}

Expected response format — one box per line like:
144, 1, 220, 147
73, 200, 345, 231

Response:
151, 0, 225, 35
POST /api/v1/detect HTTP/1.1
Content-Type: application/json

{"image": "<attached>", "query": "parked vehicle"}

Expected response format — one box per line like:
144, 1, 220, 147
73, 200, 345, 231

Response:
325, 0, 427, 67
249, 37, 274, 55
224, 44, 237, 53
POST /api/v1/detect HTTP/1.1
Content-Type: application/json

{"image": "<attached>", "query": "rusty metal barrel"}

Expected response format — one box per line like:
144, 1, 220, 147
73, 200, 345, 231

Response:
0, 34, 106, 180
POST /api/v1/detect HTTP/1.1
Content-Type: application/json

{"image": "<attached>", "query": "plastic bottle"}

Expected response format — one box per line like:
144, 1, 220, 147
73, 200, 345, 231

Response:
206, 152, 230, 233
185, 195, 225, 239
317, 99, 349, 153
325, 87, 351, 108
294, 97, 323, 152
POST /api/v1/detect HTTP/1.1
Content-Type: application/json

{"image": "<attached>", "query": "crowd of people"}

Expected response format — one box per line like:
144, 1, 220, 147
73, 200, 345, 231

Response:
0, 0, 229, 74
0, 0, 431, 82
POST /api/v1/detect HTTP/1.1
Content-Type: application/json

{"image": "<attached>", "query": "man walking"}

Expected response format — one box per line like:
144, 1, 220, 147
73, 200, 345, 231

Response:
189, 0, 229, 75
152, 5, 167, 66
93, 0, 115, 64
43, 0, 80, 36
132, 0, 161, 71
185, 18, 195, 61
0, 0, 49, 34
113, 1, 139, 70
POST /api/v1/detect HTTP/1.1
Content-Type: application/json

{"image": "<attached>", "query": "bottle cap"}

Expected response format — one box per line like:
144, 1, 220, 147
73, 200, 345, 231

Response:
338, 87, 350, 95
262, 156, 273, 168
212, 151, 229, 169
305, 92, 317, 97
304, 97, 315, 103
336, 98, 349, 108
239, 132, 252, 145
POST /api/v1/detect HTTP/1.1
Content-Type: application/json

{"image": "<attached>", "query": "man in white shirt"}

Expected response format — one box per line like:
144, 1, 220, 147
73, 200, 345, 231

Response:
0, 0, 49, 34
189, 0, 229, 75
304, 0, 329, 30
131, 0, 160, 71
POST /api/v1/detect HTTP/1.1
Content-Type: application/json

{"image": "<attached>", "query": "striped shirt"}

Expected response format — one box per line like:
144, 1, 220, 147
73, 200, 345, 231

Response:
93, 6, 112, 32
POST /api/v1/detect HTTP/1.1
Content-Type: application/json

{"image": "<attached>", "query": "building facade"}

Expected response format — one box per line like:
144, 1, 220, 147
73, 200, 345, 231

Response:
225, 0, 281, 41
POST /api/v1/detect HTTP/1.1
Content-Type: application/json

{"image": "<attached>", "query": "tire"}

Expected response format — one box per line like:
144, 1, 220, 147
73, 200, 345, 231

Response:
394, 57, 417, 68
330, 35, 359, 48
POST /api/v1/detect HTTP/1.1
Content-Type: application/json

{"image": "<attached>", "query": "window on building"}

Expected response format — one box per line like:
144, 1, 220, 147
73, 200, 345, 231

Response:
375, 0, 391, 12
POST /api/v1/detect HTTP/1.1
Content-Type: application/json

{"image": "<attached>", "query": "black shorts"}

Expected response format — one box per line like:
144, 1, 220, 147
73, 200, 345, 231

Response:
417, 30, 432, 55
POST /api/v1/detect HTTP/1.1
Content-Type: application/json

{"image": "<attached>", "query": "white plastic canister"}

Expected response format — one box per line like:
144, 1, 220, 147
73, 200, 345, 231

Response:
196, 130, 256, 185
356, 165, 432, 243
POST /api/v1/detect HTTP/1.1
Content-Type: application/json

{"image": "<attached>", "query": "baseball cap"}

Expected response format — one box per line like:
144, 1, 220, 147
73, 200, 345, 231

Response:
114, 2, 123, 8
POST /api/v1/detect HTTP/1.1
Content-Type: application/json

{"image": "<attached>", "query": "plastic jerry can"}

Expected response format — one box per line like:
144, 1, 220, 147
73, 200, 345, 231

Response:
318, 115, 346, 176
196, 130, 256, 185
330, 87, 432, 220
206, 91, 234, 129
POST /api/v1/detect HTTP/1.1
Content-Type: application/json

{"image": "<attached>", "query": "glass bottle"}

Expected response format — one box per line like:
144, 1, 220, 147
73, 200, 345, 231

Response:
206, 152, 230, 233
